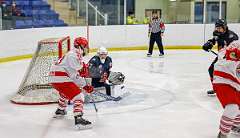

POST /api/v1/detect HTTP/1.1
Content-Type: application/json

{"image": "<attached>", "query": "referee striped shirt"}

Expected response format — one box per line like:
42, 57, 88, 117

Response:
149, 18, 165, 33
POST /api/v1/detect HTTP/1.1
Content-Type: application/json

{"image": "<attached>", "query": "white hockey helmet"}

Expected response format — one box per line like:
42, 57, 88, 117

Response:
97, 46, 108, 55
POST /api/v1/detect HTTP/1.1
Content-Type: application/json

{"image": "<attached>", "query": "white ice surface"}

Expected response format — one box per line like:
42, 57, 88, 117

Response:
0, 50, 239, 138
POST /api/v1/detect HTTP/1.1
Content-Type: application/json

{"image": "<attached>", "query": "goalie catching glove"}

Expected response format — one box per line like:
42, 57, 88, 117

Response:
108, 72, 125, 85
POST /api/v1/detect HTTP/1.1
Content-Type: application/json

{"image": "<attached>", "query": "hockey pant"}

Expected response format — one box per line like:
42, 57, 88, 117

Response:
51, 82, 85, 116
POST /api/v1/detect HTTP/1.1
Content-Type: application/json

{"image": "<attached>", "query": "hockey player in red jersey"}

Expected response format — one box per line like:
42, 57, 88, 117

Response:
212, 41, 240, 138
49, 37, 94, 129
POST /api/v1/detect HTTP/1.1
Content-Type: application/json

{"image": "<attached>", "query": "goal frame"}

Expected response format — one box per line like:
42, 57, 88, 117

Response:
11, 36, 70, 105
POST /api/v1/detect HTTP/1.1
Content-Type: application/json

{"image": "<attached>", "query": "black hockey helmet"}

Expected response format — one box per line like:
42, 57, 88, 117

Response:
215, 19, 227, 28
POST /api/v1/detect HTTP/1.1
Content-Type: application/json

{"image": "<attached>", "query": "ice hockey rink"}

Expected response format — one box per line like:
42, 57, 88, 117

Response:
0, 50, 239, 138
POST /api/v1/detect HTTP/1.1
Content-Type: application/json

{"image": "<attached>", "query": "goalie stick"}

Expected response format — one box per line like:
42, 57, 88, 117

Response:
92, 92, 122, 101
92, 90, 131, 102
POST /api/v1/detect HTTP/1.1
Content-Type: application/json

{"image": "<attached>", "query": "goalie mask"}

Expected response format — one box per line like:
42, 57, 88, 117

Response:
98, 46, 108, 55
108, 72, 125, 85
97, 46, 108, 63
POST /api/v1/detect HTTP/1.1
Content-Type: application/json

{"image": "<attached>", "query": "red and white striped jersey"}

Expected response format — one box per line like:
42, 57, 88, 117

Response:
49, 47, 86, 87
213, 49, 240, 91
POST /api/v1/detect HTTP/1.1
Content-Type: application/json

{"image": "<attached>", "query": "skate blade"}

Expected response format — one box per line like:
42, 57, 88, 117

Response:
75, 124, 93, 130
53, 115, 66, 119
231, 132, 240, 136
231, 131, 240, 136
207, 94, 216, 97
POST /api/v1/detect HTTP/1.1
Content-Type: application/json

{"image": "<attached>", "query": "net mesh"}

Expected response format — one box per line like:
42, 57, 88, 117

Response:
11, 37, 70, 105
11, 36, 108, 105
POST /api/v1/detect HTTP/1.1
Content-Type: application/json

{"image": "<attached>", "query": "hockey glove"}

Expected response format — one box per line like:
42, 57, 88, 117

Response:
79, 62, 89, 78
83, 85, 94, 93
202, 41, 214, 52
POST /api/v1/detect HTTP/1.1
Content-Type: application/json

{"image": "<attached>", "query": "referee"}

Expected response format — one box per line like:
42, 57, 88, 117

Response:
147, 10, 165, 57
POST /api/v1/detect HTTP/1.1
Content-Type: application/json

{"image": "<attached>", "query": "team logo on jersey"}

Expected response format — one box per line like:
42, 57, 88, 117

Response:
230, 52, 237, 60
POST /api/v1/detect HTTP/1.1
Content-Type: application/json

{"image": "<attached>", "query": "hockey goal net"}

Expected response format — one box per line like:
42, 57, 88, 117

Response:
11, 36, 70, 105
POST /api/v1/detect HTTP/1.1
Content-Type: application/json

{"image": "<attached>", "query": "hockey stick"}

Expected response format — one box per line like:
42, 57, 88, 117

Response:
209, 50, 218, 56
90, 93, 98, 112
83, 78, 98, 112
92, 90, 131, 102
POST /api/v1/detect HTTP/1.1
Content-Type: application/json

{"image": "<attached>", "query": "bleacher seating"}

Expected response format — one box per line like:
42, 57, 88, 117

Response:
4, 0, 67, 29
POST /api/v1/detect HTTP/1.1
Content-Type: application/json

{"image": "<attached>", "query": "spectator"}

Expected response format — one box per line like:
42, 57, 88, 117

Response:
127, 12, 138, 25
10, 1, 25, 29
1, 2, 12, 30
143, 16, 150, 24
1, 2, 10, 17
0, 0, 4, 5
10, 1, 24, 17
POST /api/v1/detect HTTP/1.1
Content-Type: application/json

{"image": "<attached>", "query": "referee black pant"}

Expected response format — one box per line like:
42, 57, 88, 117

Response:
148, 32, 164, 55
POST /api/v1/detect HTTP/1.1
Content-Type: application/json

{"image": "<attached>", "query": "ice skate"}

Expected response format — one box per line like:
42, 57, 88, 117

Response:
231, 126, 240, 135
217, 132, 227, 138
159, 53, 164, 57
74, 114, 92, 130
53, 108, 67, 118
207, 90, 216, 96
147, 53, 152, 57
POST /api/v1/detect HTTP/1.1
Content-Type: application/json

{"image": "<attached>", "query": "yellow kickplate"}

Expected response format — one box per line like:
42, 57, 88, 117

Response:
0, 45, 203, 63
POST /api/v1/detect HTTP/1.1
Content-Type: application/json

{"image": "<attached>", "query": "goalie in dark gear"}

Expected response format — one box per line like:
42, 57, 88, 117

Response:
88, 47, 113, 96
